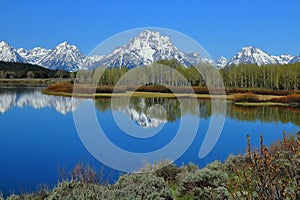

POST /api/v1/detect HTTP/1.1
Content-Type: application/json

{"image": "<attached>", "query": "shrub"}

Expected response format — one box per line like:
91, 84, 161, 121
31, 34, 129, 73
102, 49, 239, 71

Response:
224, 154, 249, 174
176, 161, 229, 199
227, 132, 300, 199
69, 162, 98, 184
155, 163, 181, 184
113, 173, 172, 200
46, 181, 111, 200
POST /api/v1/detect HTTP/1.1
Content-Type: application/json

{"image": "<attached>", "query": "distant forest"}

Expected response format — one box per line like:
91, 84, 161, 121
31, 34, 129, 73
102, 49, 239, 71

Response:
0, 61, 72, 79
90, 60, 300, 90
1, 60, 300, 90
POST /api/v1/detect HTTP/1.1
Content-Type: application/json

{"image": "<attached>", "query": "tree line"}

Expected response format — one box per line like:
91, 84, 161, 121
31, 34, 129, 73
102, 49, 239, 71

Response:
220, 63, 300, 90
0, 61, 73, 79
91, 60, 300, 90
2, 60, 299, 90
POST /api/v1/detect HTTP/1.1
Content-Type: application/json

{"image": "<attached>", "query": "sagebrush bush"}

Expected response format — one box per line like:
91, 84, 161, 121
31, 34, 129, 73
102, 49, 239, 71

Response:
45, 181, 112, 200
155, 163, 181, 184
113, 173, 172, 200
176, 161, 229, 200
179, 163, 199, 174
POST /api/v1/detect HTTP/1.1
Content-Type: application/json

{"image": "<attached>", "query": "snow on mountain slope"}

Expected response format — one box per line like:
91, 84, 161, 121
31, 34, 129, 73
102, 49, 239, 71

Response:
0, 41, 24, 62
37, 42, 87, 72
84, 55, 104, 68
1, 32, 300, 72
290, 54, 300, 64
17, 47, 50, 63
215, 56, 228, 69
96, 30, 206, 68
228, 46, 278, 66
271, 54, 293, 65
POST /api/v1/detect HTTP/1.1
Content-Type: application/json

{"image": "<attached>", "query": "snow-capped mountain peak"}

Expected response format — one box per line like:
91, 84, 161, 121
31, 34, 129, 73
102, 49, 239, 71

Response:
16, 47, 50, 63
290, 54, 300, 64
228, 46, 278, 66
0, 41, 23, 62
272, 54, 294, 65
37, 42, 87, 72
95, 30, 205, 68
1, 31, 300, 71
0, 41, 10, 47
215, 56, 228, 69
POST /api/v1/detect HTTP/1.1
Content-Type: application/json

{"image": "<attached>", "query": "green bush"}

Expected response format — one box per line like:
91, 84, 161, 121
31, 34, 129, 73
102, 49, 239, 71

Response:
176, 161, 229, 199
113, 173, 172, 200
46, 181, 111, 200
155, 163, 181, 184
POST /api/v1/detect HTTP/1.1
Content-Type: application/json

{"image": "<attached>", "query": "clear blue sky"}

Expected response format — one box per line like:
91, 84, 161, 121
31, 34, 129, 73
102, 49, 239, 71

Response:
0, 0, 299, 59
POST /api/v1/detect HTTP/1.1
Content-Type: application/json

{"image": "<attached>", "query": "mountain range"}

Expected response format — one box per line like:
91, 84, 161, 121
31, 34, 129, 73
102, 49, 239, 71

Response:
0, 30, 299, 72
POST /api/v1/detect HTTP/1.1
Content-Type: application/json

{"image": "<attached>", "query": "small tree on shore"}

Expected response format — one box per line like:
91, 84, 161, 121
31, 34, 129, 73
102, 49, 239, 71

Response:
56, 70, 64, 79
0, 71, 4, 79
5, 71, 16, 79
27, 71, 35, 79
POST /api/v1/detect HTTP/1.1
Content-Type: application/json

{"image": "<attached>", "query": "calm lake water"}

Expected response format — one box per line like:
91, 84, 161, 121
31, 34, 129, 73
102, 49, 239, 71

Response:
0, 87, 299, 195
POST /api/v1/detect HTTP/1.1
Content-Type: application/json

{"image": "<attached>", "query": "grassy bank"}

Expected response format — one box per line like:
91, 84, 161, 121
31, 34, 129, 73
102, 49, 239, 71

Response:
233, 93, 300, 106
3, 132, 299, 199
41, 82, 300, 106
42, 82, 231, 99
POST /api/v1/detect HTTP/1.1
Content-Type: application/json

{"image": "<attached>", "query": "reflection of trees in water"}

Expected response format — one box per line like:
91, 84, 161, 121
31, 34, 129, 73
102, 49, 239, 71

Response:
95, 97, 300, 126
228, 104, 300, 126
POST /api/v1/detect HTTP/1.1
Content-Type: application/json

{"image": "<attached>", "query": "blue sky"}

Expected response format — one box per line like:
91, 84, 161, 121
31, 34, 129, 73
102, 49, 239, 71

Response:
0, 0, 299, 59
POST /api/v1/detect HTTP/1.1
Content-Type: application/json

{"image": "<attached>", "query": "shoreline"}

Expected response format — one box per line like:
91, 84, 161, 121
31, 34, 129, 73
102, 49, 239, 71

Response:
3, 80, 298, 106
42, 89, 232, 99
43, 90, 297, 106
42, 85, 299, 107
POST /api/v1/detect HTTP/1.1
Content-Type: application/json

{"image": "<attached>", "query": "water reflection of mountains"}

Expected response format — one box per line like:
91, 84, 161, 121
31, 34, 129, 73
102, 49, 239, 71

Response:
0, 87, 77, 115
95, 98, 300, 126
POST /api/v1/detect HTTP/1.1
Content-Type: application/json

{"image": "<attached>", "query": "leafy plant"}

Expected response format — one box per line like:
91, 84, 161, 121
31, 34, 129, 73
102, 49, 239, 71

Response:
176, 161, 229, 199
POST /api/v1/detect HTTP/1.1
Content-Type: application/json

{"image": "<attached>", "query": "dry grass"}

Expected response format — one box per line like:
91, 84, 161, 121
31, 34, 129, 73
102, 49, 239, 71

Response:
46, 82, 73, 92
271, 94, 300, 104
43, 83, 300, 106
233, 93, 262, 103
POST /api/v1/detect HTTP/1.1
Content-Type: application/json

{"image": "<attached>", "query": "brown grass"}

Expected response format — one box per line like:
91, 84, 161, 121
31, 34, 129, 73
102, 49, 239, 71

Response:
46, 82, 74, 93
226, 88, 297, 96
270, 94, 300, 104
44, 83, 300, 105
233, 93, 262, 103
